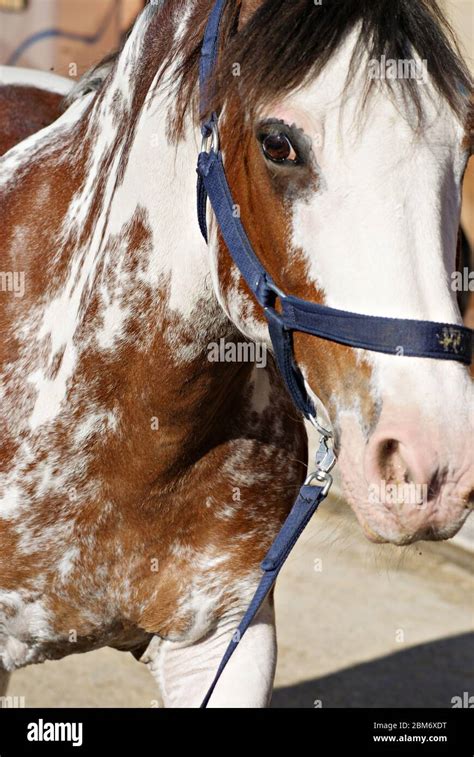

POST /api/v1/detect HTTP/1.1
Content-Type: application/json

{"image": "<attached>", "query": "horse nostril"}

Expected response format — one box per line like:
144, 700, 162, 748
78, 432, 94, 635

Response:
377, 438, 413, 485
366, 431, 442, 508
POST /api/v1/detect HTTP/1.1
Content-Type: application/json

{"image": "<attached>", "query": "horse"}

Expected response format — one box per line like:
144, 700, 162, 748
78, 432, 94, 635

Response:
0, 0, 472, 708
0, 67, 72, 158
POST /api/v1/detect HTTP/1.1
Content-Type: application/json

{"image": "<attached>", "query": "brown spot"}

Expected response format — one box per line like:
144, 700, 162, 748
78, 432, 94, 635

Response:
238, 0, 265, 29
47, 347, 66, 380
0, 85, 63, 157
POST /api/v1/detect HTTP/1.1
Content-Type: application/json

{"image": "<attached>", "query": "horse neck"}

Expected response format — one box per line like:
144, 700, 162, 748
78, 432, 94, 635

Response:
27, 8, 248, 480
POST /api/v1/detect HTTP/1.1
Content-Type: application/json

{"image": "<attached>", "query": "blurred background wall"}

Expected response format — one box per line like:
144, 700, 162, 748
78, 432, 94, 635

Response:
0, 0, 145, 78
441, 0, 473, 73
0, 1, 471, 77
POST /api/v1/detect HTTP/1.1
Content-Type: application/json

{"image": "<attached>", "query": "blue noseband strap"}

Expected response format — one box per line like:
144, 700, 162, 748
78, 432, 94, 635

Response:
196, 0, 472, 708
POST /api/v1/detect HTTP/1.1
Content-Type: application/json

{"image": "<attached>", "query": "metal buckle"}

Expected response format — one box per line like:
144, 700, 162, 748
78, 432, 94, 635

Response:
201, 120, 220, 154
305, 434, 336, 496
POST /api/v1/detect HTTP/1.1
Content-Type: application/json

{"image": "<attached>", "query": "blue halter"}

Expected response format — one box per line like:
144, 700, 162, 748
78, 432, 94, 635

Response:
196, 0, 472, 707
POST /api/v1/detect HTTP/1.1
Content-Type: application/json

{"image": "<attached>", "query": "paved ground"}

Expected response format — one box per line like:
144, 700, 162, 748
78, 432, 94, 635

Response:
5, 489, 473, 708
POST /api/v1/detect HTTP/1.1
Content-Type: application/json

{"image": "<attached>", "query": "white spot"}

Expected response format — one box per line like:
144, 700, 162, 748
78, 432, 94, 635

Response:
0, 485, 21, 519
96, 300, 131, 350
56, 547, 80, 580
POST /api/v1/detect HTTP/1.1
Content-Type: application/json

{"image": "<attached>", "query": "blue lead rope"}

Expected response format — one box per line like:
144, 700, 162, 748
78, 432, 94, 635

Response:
201, 484, 326, 707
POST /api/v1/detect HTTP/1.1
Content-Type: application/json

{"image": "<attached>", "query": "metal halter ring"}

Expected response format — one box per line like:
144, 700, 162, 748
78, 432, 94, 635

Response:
305, 469, 333, 497
201, 120, 220, 154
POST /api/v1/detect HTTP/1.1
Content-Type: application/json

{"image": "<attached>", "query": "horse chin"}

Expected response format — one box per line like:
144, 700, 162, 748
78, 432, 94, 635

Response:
346, 492, 470, 546
351, 508, 423, 546
357, 519, 421, 546
359, 520, 389, 544
347, 503, 398, 544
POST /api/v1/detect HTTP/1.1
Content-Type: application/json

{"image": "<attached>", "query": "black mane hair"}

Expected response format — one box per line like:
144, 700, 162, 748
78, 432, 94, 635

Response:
65, 0, 472, 133
174, 0, 472, 130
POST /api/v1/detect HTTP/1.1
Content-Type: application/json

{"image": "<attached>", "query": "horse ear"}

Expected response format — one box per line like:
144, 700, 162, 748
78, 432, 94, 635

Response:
238, 0, 264, 29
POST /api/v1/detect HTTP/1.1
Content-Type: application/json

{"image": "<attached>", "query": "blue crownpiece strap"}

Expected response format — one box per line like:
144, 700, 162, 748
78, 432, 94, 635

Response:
200, 484, 326, 707
199, 0, 227, 123
197, 150, 278, 301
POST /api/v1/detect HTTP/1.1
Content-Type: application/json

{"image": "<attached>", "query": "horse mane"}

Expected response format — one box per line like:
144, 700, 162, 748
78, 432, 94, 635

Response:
63, 0, 472, 134
62, 53, 119, 109
173, 0, 472, 135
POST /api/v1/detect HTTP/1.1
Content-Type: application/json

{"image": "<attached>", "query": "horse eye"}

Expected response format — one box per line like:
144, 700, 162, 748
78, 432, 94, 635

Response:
261, 133, 298, 164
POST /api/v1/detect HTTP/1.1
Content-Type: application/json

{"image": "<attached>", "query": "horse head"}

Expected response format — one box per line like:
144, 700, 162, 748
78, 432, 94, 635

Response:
194, 0, 474, 545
